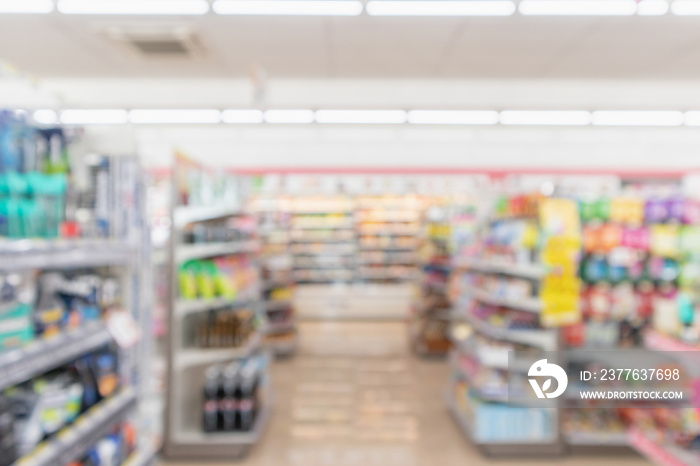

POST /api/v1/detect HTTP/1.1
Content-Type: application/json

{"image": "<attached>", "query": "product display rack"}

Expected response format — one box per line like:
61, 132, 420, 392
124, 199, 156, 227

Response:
409, 199, 454, 357
446, 195, 565, 457
356, 195, 421, 283
290, 196, 357, 284
0, 147, 154, 466
250, 196, 298, 357
164, 157, 272, 460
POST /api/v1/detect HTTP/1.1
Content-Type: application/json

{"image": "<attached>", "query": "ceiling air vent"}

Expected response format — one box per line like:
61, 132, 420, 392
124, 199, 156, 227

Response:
102, 24, 206, 59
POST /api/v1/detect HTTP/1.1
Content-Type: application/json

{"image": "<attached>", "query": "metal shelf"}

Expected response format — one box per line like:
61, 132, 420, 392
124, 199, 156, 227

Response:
454, 258, 544, 280
176, 240, 259, 262
565, 431, 628, 446
175, 288, 259, 318
176, 332, 262, 368
168, 400, 273, 458
174, 205, 245, 228
463, 285, 542, 314
12, 389, 137, 466
0, 239, 137, 271
0, 323, 112, 391
457, 311, 557, 350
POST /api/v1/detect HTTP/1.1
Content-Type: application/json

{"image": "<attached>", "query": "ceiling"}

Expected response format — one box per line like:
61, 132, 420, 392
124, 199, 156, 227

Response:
1, 9, 700, 80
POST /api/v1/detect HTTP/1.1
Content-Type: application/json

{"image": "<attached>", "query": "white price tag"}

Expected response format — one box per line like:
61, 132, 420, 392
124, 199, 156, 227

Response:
106, 310, 142, 349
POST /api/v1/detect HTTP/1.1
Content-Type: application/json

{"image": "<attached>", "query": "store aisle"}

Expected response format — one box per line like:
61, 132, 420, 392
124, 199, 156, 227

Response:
159, 321, 647, 466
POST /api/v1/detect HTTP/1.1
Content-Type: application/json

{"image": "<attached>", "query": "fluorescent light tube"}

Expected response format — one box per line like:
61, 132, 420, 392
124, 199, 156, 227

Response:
366, 1, 515, 16
0, 0, 54, 13
315, 110, 407, 124
264, 109, 315, 124
684, 112, 700, 126
32, 109, 58, 125
499, 111, 592, 126
672, 0, 700, 15
408, 110, 499, 125
222, 109, 264, 124
60, 109, 128, 125
592, 111, 684, 126
213, 0, 363, 15
519, 0, 637, 15
57, 0, 209, 15
637, 0, 669, 15
128, 109, 221, 124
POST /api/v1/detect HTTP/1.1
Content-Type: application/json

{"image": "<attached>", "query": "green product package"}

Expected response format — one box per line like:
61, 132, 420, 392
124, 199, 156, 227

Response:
196, 261, 216, 299
179, 261, 199, 300
31, 173, 67, 238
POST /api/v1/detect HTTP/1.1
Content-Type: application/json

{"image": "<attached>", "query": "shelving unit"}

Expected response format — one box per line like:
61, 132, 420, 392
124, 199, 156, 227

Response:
164, 158, 271, 460
0, 153, 152, 466
288, 196, 357, 284
355, 195, 422, 284
446, 195, 567, 457
251, 196, 298, 357
11, 389, 138, 466
0, 322, 112, 391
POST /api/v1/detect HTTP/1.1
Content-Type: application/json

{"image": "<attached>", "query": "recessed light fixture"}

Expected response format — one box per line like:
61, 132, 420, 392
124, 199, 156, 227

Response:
637, 0, 669, 15
315, 110, 408, 124
0, 0, 54, 13
213, 0, 363, 15
519, 0, 637, 15
60, 109, 128, 125
264, 110, 315, 124
32, 109, 58, 125
671, 0, 700, 15
57, 0, 209, 15
366, 0, 516, 16
408, 110, 499, 125
222, 109, 265, 123
499, 111, 592, 126
128, 109, 221, 124
592, 111, 684, 126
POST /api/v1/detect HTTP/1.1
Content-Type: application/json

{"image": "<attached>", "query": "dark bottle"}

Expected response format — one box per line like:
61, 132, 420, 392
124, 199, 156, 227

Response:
203, 366, 221, 433
238, 359, 260, 432
221, 363, 240, 432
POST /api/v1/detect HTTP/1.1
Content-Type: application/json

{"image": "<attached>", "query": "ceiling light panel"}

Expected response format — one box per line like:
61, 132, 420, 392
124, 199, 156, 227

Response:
592, 111, 684, 126
315, 110, 407, 124
0, 0, 54, 13
672, 0, 700, 15
128, 109, 221, 124
32, 110, 58, 125
57, 0, 210, 15
519, 0, 637, 15
222, 109, 264, 123
264, 110, 315, 124
366, 0, 516, 16
499, 111, 592, 126
637, 0, 669, 15
213, 0, 363, 15
60, 109, 128, 125
408, 110, 499, 125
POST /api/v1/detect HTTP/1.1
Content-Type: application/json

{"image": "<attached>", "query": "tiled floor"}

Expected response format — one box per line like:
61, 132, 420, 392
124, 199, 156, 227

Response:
159, 322, 647, 466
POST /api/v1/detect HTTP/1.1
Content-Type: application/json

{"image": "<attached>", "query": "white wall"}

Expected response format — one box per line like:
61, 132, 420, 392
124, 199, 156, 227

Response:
130, 124, 700, 172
